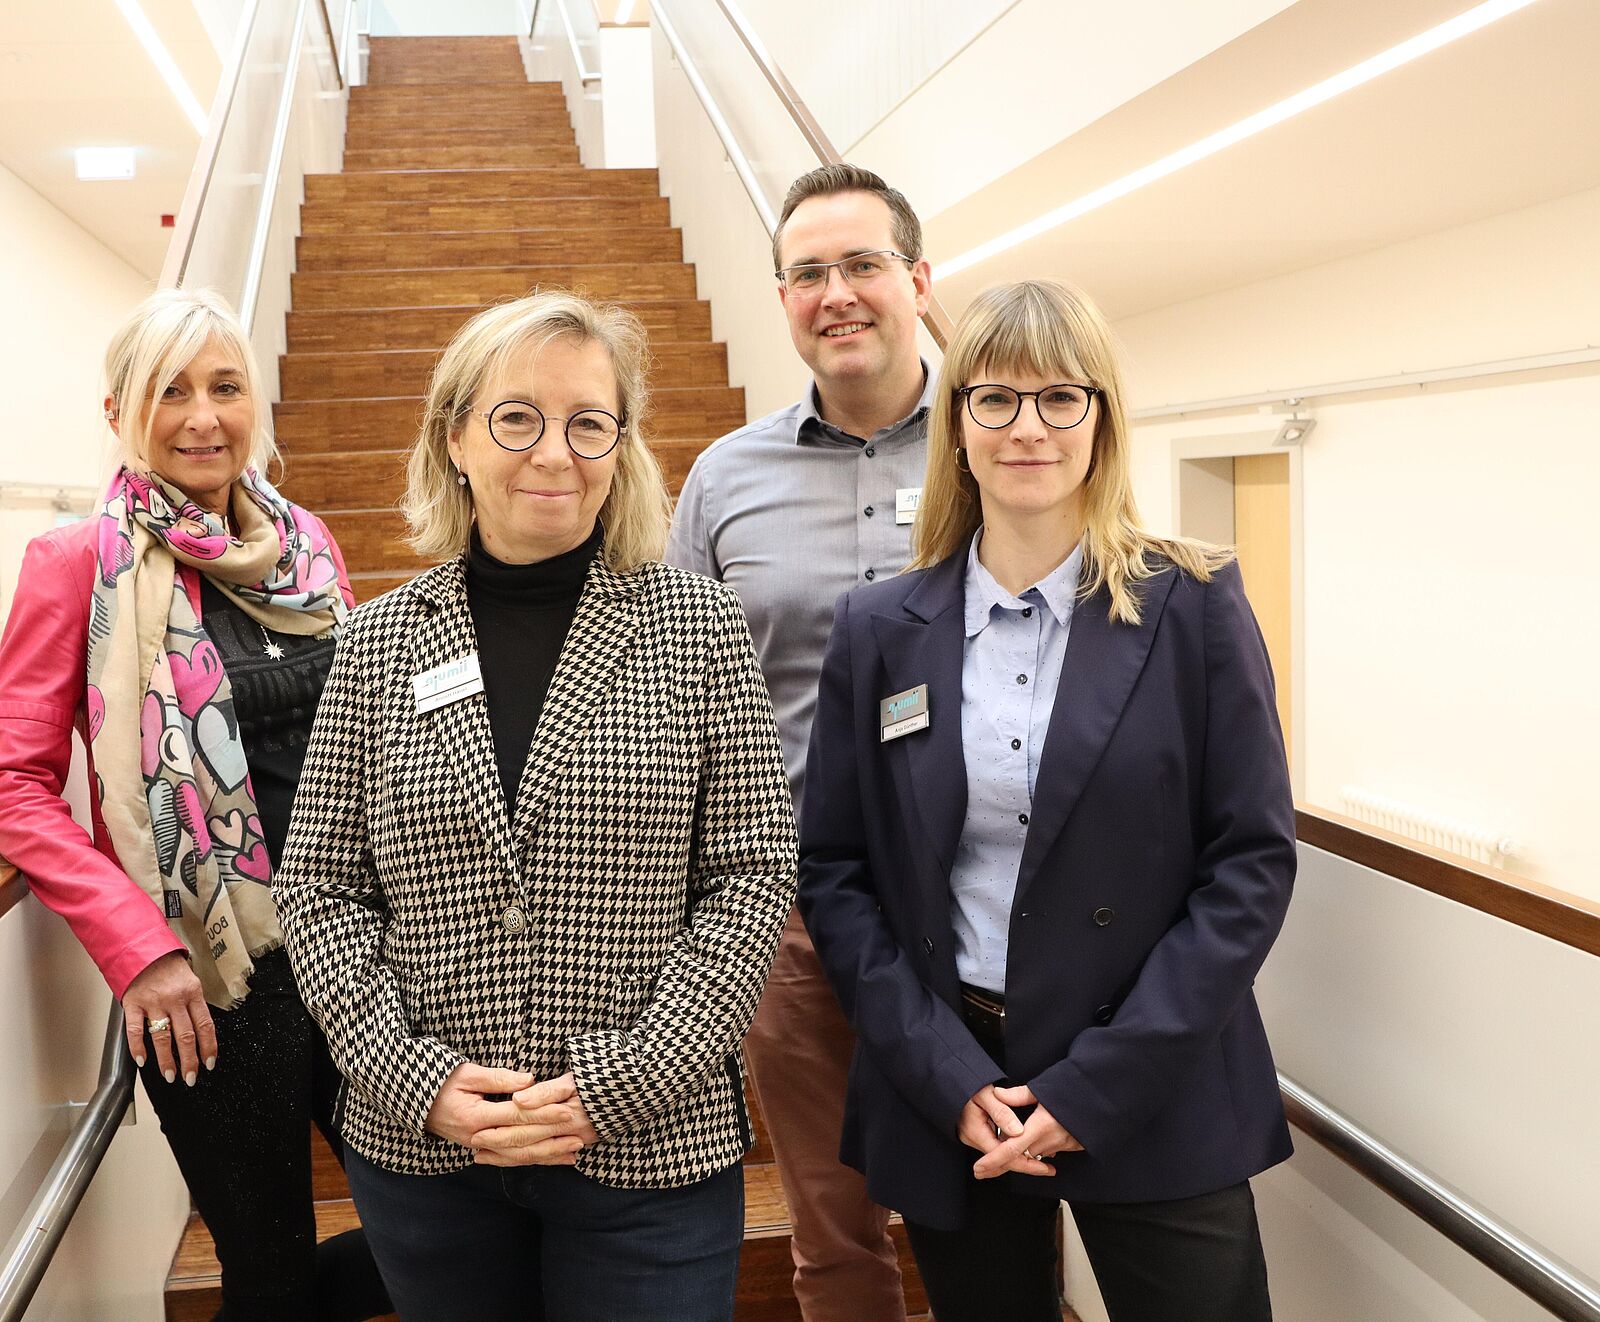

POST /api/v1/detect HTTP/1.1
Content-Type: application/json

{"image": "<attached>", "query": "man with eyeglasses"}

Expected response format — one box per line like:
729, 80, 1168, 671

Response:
666, 163, 934, 1322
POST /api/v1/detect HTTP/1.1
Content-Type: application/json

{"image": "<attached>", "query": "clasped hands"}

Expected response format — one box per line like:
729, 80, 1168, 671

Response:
426, 1063, 599, 1166
959, 1083, 1083, 1179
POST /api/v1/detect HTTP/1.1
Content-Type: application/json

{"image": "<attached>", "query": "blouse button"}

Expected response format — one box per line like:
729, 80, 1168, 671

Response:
1018, 813, 1030, 826
864, 568, 876, 581
1022, 607, 1033, 618
1010, 738, 1021, 751
1015, 673, 1027, 685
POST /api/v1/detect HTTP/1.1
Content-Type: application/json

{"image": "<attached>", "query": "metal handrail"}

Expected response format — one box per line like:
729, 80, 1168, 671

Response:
661, 0, 952, 347
1280, 1073, 1600, 1322
653, 1, 776, 234
0, 1001, 136, 1322
158, 0, 266, 290
238, 0, 314, 332
550, 0, 601, 84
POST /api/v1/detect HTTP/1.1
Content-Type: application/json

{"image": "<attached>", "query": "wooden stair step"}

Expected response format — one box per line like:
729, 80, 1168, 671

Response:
295, 226, 684, 272
276, 389, 744, 453
298, 195, 671, 236
344, 122, 577, 151
367, 38, 527, 85
305, 167, 660, 204
286, 300, 711, 353
342, 143, 582, 171
291, 261, 697, 310
280, 341, 725, 400
348, 84, 566, 113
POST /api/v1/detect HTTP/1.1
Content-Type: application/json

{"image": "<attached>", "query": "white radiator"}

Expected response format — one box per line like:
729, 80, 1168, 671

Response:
1338, 787, 1516, 867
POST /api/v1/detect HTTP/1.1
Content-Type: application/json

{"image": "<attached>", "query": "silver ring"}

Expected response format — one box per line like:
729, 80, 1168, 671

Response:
147, 1017, 172, 1034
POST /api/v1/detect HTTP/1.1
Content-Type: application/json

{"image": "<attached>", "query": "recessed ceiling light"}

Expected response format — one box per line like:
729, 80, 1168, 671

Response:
113, 0, 209, 134
75, 147, 138, 181
934, 0, 1542, 281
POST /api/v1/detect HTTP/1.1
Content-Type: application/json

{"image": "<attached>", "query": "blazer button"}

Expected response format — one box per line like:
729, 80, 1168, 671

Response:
922, 937, 934, 955
1094, 1004, 1115, 1025
1092, 906, 1115, 927
501, 905, 528, 935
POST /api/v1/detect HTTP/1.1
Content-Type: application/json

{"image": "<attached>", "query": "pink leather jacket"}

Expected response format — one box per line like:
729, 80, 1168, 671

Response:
0, 515, 352, 999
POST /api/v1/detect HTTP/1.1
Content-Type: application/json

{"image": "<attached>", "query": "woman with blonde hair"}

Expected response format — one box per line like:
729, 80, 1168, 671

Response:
0, 288, 390, 1319
275, 289, 795, 1321
798, 279, 1295, 1321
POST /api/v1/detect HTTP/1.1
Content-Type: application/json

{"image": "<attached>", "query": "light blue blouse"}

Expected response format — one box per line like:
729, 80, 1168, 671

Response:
950, 532, 1085, 993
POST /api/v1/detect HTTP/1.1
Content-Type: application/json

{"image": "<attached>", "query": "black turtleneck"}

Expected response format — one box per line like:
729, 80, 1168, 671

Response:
466, 523, 601, 812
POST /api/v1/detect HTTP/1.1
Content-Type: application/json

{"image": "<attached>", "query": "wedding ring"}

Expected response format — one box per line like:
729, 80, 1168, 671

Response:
148, 1017, 172, 1034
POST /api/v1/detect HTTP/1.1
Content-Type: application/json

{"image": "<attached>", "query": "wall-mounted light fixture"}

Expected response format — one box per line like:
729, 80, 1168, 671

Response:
934, 0, 1542, 281
74, 147, 138, 181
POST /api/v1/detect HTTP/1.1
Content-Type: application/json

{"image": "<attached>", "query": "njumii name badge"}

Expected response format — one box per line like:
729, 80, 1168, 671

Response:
879, 683, 930, 742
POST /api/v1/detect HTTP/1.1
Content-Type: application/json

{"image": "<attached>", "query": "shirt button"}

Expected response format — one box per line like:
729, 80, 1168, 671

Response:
1019, 813, 1030, 826
864, 505, 874, 517
501, 905, 527, 934
1011, 738, 1021, 751
1016, 673, 1028, 685
864, 568, 876, 581
865, 446, 877, 458
1022, 607, 1033, 618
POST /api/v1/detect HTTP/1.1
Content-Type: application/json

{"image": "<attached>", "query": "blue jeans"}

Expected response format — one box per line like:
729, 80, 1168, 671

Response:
345, 1149, 744, 1322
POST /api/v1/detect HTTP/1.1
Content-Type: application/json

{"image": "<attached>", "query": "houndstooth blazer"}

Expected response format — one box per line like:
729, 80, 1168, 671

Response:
273, 551, 796, 1186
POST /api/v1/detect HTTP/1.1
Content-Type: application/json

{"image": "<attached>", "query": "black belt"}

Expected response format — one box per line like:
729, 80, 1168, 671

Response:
960, 983, 1006, 1037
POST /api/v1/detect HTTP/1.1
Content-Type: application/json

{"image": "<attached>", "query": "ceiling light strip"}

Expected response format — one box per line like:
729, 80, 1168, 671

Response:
933, 0, 1541, 281
113, 0, 210, 135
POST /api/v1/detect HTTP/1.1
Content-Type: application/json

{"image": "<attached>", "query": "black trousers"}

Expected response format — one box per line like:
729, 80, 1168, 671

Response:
138, 949, 391, 1322
904, 1175, 1272, 1322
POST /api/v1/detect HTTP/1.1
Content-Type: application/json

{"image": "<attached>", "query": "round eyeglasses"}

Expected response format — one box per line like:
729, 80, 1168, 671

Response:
774, 249, 915, 293
473, 399, 625, 459
955, 383, 1100, 431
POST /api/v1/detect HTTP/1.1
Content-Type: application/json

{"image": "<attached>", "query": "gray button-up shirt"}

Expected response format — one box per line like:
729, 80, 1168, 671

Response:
951, 534, 1084, 992
665, 368, 934, 806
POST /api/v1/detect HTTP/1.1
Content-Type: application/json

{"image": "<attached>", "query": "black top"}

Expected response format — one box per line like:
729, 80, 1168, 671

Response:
197, 576, 337, 869
466, 523, 600, 812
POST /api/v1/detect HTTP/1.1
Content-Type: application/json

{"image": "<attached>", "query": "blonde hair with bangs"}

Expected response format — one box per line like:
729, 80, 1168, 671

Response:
910, 279, 1231, 625
104, 287, 278, 479
403, 290, 669, 571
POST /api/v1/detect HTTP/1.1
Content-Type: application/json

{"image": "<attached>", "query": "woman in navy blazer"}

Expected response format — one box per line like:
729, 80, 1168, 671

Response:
797, 279, 1295, 1322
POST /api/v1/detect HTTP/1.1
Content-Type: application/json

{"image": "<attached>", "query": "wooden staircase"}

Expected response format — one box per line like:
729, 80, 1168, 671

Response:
165, 34, 934, 1322
273, 34, 742, 603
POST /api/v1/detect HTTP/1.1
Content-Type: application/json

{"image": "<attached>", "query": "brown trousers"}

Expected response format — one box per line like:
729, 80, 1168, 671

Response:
744, 909, 908, 1322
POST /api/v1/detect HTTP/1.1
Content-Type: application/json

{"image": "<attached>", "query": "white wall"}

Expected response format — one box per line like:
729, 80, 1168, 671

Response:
0, 162, 148, 499
1121, 186, 1600, 903
852, 0, 1297, 222
0, 162, 188, 1322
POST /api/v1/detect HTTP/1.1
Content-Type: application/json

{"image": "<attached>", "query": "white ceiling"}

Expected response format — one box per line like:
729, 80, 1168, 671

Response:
926, 0, 1600, 321
0, 0, 224, 279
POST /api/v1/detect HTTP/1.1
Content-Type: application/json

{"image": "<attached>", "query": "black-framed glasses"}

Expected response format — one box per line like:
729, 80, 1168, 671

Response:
956, 383, 1100, 430
774, 249, 915, 293
473, 399, 625, 459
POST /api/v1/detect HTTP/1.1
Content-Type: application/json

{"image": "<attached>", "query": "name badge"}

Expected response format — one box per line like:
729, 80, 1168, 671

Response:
413, 653, 484, 713
895, 487, 922, 525
879, 683, 930, 742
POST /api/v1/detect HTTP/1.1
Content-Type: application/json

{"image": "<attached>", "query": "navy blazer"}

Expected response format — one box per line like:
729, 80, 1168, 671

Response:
797, 542, 1295, 1231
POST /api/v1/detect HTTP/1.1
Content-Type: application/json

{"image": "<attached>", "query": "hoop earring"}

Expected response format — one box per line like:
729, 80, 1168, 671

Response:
954, 447, 971, 473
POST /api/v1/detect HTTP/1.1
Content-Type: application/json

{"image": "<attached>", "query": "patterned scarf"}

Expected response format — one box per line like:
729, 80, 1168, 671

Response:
87, 466, 348, 1007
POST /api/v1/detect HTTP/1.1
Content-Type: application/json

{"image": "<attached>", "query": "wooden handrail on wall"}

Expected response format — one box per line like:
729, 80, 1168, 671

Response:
1296, 805, 1600, 959
0, 860, 25, 921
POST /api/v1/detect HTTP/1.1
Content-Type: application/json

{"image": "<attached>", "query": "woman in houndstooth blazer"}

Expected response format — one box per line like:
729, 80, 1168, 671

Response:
274, 291, 797, 1322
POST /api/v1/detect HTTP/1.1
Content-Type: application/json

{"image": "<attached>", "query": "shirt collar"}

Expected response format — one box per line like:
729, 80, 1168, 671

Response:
795, 359, 935, 447
963, 531, 1085, 639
